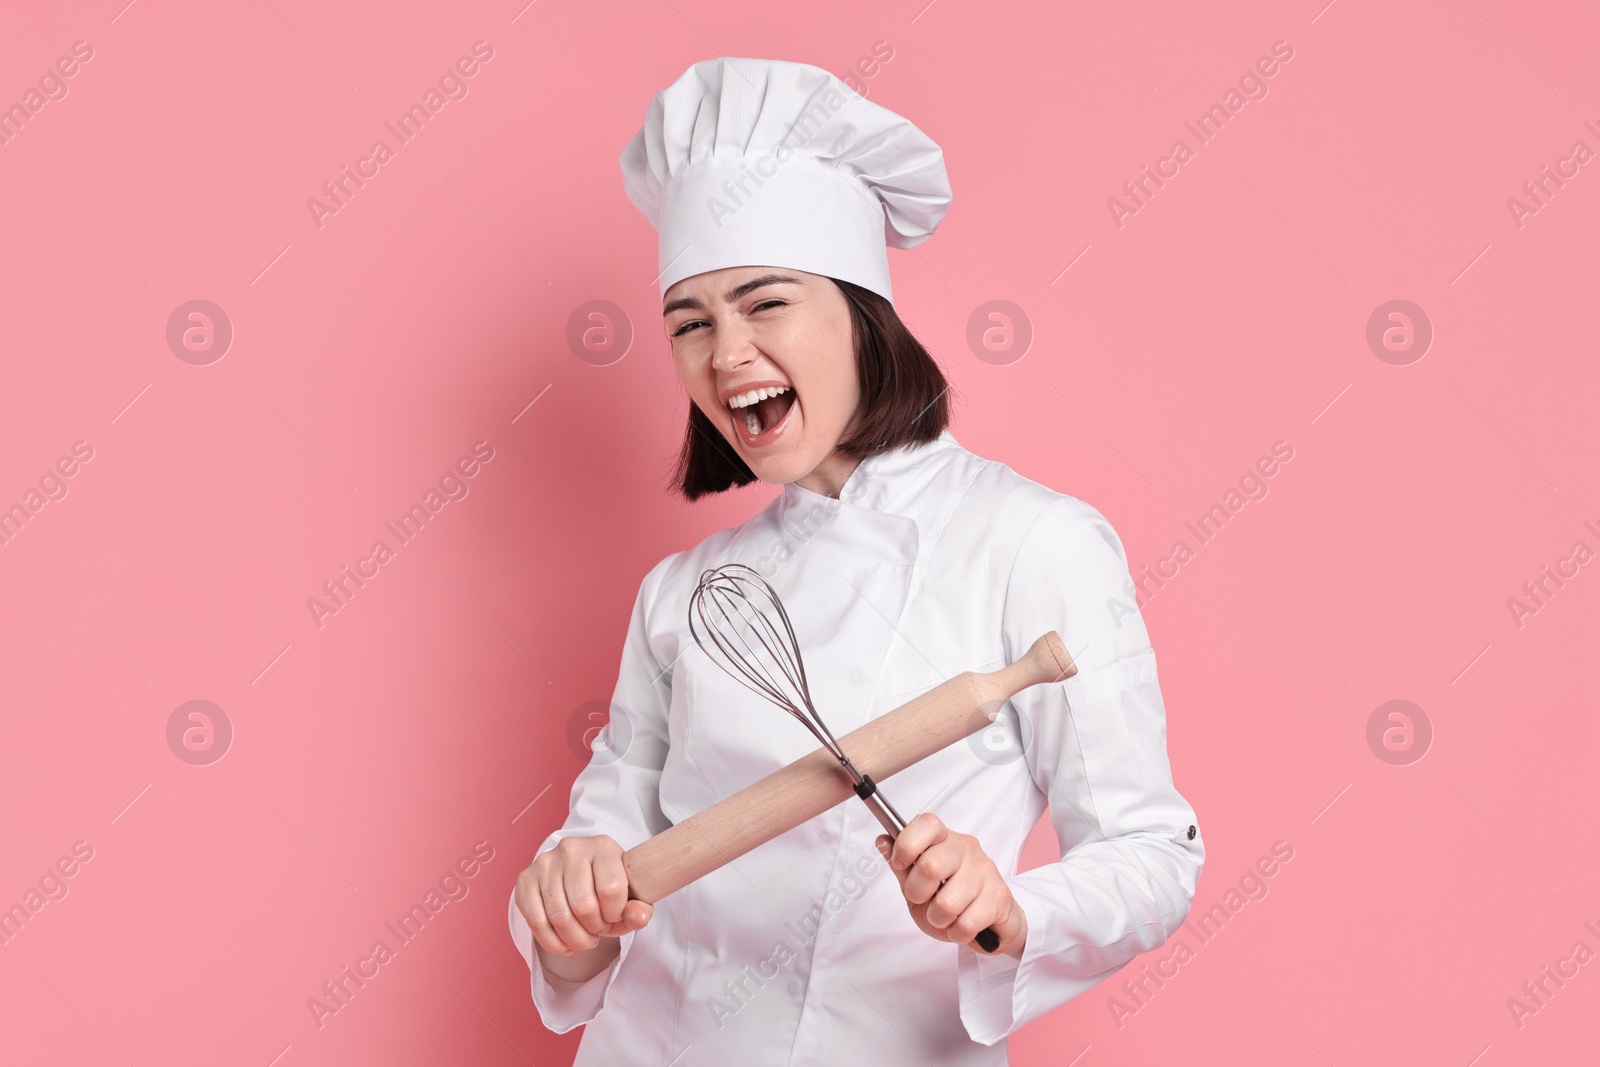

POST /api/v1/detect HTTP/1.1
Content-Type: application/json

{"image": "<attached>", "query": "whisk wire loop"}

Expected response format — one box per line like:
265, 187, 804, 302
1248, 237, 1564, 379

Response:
688, 564, 849, 762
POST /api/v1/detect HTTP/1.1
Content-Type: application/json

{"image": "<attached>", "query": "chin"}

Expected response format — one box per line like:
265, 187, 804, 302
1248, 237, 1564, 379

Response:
742, 454, 804, 485
743, 438, 829, 485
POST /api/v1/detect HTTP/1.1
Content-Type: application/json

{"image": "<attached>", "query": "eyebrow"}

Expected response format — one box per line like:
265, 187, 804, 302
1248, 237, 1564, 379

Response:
662, 274, 802, 316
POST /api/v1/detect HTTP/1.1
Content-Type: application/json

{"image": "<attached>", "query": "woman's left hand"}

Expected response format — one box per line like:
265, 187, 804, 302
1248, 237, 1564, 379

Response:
876, 812, 1028, 959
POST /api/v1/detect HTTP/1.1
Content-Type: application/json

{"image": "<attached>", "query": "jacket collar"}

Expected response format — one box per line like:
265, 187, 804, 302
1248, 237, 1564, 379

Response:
781, 428, 962, 512
771, 429, 964, 565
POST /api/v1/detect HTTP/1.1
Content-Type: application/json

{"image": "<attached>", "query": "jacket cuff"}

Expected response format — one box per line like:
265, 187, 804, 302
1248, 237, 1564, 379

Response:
508, 886, 633, 1033
956, 879, 1044, 1045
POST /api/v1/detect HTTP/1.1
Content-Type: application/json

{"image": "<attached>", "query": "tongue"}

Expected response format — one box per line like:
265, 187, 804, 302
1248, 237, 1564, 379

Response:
753, 391, 795, 433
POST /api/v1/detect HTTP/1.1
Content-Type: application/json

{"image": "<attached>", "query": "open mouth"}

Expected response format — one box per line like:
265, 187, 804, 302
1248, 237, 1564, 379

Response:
726, 385, 797, 447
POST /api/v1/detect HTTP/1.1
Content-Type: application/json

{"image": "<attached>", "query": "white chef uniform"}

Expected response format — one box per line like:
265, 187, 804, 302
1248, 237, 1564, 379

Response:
509, 429, 1205, 1064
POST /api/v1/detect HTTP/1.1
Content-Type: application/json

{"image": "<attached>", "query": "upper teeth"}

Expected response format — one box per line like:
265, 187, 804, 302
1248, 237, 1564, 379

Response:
727, 385, 790, 409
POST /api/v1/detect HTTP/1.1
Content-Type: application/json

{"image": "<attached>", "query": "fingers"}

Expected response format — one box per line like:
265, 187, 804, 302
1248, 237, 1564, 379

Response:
884, 812, 947, 874
901, 837, 964, 905
877, 821, 1016, 952
919, 852, 984, 928
564, 835, 634, 943
944, 879, 1009, 949
875, 835, 898, 876
516, 865, 564, 956
622, 898, 653, 931
524, 837, 651, 956
541, 856, 594, 953
590, 842, 631, 928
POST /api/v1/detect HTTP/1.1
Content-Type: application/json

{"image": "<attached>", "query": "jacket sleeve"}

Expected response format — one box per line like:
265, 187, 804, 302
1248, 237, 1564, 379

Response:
957, 496, 1205, 1044
508, 556, 677, 1033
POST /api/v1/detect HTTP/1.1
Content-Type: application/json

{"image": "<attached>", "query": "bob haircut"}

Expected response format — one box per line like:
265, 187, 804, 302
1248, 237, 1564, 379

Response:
669, 276, 953, 501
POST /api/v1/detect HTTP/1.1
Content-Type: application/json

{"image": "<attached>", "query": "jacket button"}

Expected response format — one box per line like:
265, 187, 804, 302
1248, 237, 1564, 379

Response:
850, 670, 865, 683
1187, 825, 1197, 840
788, 979, 803, 996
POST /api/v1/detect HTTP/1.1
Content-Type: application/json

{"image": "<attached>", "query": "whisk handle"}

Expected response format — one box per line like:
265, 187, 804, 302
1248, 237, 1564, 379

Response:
853, 774, 905, 835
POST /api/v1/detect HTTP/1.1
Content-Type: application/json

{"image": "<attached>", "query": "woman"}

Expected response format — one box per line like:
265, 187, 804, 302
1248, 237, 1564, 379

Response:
510, 57, 1204, 1065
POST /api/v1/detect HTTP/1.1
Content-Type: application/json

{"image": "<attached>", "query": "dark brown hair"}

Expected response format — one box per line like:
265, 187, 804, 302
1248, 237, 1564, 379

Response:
669, 277, 953, 501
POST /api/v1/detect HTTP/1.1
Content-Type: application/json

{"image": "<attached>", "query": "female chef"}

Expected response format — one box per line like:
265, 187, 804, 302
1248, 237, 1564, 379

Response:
510, 57, 1205, 1065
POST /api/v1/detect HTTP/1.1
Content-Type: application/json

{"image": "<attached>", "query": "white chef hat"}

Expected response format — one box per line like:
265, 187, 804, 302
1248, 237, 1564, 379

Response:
620, 56, 951, 305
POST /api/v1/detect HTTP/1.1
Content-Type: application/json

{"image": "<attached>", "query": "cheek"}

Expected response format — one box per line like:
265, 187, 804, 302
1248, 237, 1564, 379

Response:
800, 371, 855, 430
670, 351, 712, 400
797, 328, 856, 416
823, 349, 859, 415
695, 392, 727, 427
668, 361, 720, 422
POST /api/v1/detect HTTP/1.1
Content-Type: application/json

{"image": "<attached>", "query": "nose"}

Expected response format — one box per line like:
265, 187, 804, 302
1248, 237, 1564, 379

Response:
710, 314, 758, 374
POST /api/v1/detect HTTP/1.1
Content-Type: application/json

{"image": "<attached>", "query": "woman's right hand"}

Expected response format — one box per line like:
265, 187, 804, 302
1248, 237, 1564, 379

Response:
515, 834, 654, 958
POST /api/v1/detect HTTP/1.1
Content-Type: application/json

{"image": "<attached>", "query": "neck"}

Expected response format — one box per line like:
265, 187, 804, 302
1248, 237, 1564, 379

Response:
793, 449, 862, 499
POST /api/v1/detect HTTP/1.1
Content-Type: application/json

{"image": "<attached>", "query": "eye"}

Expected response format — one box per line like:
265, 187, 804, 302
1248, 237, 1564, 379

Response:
669, 299, 787, 338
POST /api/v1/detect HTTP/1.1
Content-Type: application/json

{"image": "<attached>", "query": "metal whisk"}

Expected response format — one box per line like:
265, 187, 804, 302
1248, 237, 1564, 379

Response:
687, 561, 1002, 953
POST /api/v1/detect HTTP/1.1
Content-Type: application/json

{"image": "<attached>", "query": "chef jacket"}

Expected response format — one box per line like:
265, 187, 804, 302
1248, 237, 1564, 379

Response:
509, 428, 1204, 1065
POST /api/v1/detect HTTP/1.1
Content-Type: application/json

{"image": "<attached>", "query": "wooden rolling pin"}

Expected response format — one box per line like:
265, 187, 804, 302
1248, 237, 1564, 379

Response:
622, 630, 1076, 904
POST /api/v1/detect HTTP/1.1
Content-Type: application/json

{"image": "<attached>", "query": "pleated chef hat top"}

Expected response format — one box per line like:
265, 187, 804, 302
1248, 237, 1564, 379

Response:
620, 57, 952, 305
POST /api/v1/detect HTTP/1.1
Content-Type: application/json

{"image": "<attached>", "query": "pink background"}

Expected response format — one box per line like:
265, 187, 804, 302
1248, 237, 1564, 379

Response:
2, 1, 1596, 1063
